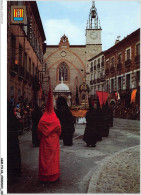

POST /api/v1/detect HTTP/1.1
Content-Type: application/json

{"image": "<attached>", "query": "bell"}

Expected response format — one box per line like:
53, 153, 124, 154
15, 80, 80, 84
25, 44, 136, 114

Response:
91, 10, 96, 18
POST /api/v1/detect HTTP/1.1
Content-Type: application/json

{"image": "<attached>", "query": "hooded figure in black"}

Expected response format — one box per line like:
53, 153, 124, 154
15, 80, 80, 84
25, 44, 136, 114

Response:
108, 103, 113, 127
83, 98, 101, 147
55, 96, 75, 146
31, 103, 42, 147
96, 100, 103, 141
7, 101, 21, 183
101, 101, 110, 137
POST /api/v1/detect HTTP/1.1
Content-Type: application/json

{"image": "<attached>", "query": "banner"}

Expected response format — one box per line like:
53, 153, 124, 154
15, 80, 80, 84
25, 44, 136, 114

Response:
131, 89, 137, 103
96, 91, 108, 108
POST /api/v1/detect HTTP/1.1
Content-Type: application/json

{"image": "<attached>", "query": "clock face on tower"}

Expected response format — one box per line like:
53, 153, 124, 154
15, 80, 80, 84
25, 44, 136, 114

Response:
90, 31, 97, 40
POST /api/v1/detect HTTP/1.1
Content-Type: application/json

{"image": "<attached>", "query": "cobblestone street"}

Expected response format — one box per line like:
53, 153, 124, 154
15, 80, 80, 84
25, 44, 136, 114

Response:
7, 118, 140, 193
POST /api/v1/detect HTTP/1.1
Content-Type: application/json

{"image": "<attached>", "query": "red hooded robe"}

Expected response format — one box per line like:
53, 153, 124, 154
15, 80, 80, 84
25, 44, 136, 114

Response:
38, 86, 61, 182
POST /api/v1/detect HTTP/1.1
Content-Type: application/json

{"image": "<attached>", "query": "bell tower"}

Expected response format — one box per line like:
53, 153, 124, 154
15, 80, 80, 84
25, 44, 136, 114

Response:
86, 1, 102, 59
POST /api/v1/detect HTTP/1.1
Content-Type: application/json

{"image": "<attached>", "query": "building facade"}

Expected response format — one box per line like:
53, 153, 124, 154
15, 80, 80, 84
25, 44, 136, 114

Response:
43, 1, 102, 105
88, 52, 105, 96
7, 1, 46, 106
88, 28, 140, 106
104, 28, 140, 106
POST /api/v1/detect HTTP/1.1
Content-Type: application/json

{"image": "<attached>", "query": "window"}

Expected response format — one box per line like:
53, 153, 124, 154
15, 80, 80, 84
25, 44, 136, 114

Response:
97, 58, 100, 69
94, 60, 96, 70
126, 48, 131, 60
59, 62, 68, 81
136, 71, 140, 87
106, 80, 109, 92
111, 79, 114, 92
118, 77, 122, 90
126, 74, 130, 89
106, 60, 109, 69
136, 43, 140, 56
111, 57, 114, 67
101, 56, 104, 67
91, 62, 93, 71
118, 53, 122, 64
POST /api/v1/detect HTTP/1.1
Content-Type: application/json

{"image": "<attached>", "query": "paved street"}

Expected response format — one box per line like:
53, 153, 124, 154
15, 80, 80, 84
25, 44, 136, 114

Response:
7, 118, 140, 193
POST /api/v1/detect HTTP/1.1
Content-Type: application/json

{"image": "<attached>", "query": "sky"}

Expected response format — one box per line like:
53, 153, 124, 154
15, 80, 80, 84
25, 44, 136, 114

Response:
36, 1, 139, 50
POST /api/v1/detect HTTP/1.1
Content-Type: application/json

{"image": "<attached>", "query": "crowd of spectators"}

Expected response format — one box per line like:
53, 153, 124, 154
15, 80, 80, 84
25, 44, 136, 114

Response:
113, 104, 140, 120
8, 96, 48, 135
8, 96, 140, 137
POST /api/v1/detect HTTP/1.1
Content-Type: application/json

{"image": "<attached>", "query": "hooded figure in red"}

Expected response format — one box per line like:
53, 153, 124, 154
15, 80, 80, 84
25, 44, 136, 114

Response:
38, 85, 61, 182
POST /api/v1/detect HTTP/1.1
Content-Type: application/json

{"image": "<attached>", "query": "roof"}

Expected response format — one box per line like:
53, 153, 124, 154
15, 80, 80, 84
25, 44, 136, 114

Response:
54, 79, 70, 92
104, 28, 140, 55
88, 51, 104, 62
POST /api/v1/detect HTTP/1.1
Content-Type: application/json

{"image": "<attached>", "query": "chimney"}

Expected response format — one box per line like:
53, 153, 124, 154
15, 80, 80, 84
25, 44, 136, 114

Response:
115, 36, 120, 45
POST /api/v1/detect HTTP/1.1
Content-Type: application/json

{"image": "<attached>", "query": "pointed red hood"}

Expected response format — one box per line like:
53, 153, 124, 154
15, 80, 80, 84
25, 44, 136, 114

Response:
38, 84, 61, 137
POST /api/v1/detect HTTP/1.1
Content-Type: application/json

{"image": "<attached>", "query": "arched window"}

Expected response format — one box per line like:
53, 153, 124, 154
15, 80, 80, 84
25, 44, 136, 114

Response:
59, 62, 68, 81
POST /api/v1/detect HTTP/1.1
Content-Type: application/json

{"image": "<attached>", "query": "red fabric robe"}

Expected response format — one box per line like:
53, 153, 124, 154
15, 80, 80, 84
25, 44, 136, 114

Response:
38, 112, 61, 181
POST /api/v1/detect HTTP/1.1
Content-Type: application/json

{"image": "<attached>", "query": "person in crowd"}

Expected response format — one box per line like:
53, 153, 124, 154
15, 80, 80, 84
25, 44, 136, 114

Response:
55, 96, 76, 146
83, 97, 101, 147
31, 103, 42, 147
38, 86, 61, 183
101, 101, 110, 137
7, 101, 21, 184
13, 107, 23, 135
10, 96, 15, 107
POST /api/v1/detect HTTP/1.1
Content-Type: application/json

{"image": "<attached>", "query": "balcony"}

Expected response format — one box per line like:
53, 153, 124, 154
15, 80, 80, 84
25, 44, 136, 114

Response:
117, 63, 122, 71
97, 78, 101, 83
18, 66, 24, 80
110, 66, 115, 74
105, 68, 109, 75
10, 63, 18, 77
97, 63, 100, 69
125, 59, 132, 68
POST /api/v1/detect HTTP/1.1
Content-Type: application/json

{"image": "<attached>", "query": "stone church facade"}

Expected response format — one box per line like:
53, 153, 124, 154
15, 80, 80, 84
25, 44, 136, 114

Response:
43, 1, 102, 104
